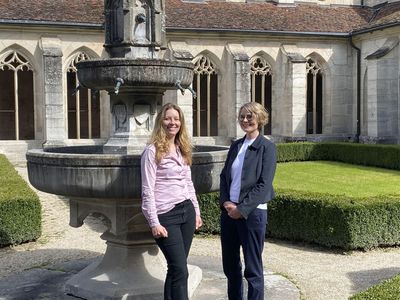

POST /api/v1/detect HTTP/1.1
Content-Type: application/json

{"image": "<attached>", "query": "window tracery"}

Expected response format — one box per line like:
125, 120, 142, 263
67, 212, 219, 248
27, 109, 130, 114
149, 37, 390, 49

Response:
192, 55, 218, 136
306, 58, 323, 134
66, 52, 100, 139
0, 51, 34, 140
250, 56, 272, 134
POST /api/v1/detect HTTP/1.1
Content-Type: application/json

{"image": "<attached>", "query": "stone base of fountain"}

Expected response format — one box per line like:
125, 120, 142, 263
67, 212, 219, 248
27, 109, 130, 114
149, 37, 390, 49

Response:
26, 145, 228, 299
65, 242, 202, 299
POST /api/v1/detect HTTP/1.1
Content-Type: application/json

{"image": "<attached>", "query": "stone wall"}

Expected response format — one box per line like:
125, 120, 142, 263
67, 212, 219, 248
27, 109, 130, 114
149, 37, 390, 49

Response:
0, 24, 399, 146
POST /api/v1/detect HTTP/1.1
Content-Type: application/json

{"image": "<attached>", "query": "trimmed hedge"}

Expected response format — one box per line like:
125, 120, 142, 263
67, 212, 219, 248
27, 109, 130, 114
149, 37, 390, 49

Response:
268, 190, 400, 250
0, 154, 41, 247
197, 192, 221, 235
277, 142, 400, 170
197, 142, 400, 250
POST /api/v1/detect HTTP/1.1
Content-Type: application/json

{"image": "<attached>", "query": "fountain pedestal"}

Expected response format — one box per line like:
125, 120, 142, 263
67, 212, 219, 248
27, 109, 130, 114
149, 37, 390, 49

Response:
65, 195, 202, 299
65, 241, 201, 299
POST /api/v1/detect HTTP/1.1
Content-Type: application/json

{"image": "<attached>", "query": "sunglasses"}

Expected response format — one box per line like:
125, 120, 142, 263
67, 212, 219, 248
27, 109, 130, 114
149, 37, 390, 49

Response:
239, 113, 253, 122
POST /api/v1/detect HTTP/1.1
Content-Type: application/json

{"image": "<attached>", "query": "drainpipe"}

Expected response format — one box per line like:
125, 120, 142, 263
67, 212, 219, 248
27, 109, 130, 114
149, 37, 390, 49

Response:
350, 35, 361, 143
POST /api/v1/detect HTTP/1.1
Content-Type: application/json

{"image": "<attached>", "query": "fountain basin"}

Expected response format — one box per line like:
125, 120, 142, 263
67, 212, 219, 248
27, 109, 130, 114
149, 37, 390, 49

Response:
77, 59, 194, 93
26, 145, 228, 199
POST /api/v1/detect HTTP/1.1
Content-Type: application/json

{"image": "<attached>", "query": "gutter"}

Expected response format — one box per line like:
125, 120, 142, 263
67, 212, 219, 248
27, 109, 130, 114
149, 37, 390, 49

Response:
166, 27, 350, 37
0, 19, 103, 30
349, 35, 361, 143
350, 22, 400, 35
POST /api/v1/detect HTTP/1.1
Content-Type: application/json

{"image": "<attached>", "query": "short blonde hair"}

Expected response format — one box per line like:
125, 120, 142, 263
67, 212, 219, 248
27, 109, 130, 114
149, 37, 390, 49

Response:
238, 102, 269, 130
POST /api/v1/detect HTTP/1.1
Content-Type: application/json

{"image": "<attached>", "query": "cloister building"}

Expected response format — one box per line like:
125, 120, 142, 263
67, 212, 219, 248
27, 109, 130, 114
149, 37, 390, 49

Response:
0, 0, 399, 153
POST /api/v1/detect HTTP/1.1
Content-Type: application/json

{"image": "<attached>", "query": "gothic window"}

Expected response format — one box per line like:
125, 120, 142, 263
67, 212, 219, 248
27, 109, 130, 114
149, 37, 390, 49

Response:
67, 52, 100, 139
250, 56, 272, 135
192, 55, 218, 137
0, 51, 34, 140
306, 58, 323, 134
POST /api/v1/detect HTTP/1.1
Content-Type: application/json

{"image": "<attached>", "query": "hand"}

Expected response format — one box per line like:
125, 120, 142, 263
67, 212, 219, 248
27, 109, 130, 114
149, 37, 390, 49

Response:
151, 225, 168, 239
227, 206, 242, 219
223, 201, 237, 213
223, 201, 242, 219
195, 215, 203, 230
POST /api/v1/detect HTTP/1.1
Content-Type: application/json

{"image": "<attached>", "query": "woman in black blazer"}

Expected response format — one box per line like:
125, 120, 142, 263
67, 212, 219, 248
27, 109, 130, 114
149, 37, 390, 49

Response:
219, 102, 277, 300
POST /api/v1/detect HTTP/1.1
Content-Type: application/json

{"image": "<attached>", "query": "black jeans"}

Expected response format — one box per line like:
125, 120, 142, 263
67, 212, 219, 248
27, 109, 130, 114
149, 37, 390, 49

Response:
156, 199, 196, 300
220, 208, 267, 300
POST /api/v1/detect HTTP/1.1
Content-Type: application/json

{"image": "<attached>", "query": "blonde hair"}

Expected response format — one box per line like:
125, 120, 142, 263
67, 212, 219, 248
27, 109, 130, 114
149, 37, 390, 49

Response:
238, 102, 269, 130
149, 103, 193, 165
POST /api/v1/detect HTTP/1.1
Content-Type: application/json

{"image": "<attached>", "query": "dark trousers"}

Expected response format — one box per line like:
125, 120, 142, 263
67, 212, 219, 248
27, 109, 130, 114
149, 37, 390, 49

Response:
220, 208, 267, 300
156, 199, 196, 300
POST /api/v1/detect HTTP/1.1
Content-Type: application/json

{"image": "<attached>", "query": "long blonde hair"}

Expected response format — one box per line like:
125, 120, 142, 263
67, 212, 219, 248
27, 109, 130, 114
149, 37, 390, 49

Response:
149, 103, 193, 165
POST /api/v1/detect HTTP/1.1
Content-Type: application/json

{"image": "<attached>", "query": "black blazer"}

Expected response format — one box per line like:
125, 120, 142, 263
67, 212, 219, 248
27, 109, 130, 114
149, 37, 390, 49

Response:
219, 134, 277, 219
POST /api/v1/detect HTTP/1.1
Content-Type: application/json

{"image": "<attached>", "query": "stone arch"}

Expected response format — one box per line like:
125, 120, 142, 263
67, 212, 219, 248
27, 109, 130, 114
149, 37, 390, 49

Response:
0, 44, 39, 72
192, 50, 221, 74
305, 51, 329, 73
63, 47, 100, 73
251, 51, 276, 73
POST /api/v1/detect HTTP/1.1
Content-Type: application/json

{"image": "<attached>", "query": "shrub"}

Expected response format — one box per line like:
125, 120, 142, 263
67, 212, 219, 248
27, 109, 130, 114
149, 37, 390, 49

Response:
0, 154, 41, 246
197, 192, 221, 235
267, 190, 400, 250
276, 142, 400, 170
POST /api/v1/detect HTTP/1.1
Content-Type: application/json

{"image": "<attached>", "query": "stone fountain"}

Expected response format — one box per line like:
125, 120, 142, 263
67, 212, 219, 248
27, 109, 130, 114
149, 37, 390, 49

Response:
26, 1, 228, 299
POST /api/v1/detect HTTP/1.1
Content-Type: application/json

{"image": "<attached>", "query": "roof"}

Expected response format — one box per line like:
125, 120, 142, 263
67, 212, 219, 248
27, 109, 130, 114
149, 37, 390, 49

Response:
0, 0, 398, 34
357, 1, 400, 31
166, 0, 373, 33
0, 0, 103, 25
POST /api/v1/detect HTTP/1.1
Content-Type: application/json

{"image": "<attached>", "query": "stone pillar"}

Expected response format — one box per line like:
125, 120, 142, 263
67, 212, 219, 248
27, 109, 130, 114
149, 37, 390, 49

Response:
227, 44, 250, 139
287, 53, 307, 137
177, 89, 194, 136
366, 59, 379, 138
364, 38, 399, 143
40, 37, 65, 147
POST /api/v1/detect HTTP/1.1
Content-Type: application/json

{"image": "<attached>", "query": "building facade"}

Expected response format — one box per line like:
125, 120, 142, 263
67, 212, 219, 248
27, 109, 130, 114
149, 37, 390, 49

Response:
0, 0, 399, 153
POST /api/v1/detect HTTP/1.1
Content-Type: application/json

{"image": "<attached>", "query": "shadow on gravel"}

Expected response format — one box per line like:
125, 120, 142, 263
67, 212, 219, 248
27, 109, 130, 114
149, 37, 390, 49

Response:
0, 250, 101, 300
348, 267, 400, 294
267, 238, 346, 255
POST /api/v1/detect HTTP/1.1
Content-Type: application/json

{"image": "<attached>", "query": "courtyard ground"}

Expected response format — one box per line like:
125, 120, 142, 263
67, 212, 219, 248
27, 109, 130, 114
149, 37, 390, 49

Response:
0, 154, 400, 299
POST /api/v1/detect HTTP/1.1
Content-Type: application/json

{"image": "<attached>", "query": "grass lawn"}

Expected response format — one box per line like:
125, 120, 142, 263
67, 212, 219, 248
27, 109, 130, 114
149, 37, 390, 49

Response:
274, 161, 400, 198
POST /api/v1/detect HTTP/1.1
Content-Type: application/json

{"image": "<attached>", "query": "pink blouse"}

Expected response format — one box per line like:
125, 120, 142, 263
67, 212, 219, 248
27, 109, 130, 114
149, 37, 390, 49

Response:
141, 144, 200, 227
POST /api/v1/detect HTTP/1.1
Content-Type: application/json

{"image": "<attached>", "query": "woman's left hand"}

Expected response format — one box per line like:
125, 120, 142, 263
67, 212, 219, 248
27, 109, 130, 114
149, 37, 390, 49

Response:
195, 215, 203, 230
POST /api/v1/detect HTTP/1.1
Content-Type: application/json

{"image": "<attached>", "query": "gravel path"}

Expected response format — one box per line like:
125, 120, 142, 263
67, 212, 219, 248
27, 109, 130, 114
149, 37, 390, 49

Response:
1, 156, 400, 300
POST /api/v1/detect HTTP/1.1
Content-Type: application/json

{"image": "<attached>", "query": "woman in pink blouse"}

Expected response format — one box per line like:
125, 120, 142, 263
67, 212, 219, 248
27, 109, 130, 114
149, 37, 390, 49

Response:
141, 102, 203, 300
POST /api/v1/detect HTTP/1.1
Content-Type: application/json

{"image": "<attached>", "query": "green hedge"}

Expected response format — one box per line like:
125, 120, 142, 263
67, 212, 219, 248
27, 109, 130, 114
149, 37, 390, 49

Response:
0, 154, 41, 246
277, 142, 400, 170
268, 190, 400, 250
197, 142, 400, 250
197, 192, 221, 235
